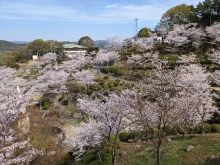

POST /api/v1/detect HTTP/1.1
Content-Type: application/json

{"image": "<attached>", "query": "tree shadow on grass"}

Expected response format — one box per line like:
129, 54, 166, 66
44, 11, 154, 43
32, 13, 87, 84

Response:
203, 158, 220, 165
171, 135, 196, 141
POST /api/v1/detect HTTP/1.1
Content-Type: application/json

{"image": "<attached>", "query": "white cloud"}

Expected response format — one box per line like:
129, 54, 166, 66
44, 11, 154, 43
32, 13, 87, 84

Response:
106, 4, 119, 8
0, 2, 76, 19
0, 0, 202, 24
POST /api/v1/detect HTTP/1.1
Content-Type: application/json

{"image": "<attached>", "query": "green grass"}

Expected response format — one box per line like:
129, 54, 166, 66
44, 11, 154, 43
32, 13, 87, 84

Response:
116, 134, 220, 165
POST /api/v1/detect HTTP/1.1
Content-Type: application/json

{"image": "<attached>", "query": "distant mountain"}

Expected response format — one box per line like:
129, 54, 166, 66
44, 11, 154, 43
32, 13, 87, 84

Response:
0, 40, 24, 52
10, 41, 29, 44
61, 41, 77, 44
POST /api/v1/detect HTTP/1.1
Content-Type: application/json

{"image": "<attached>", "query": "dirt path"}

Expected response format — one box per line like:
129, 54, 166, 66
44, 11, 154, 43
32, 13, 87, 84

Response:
210, 87, 220, 92
19, 60, 36, 70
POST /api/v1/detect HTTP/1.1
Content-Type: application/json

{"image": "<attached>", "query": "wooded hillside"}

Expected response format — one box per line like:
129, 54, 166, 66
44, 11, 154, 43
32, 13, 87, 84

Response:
0, 40, 24, 52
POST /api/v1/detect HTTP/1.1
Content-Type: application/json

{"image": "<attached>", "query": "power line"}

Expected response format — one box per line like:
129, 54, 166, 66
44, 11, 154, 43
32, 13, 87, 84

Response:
117, 28, 136, 39
91, 22, 132, 39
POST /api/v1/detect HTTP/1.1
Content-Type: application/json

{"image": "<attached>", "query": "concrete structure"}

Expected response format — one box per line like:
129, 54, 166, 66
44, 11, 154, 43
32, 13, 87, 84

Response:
63, 43, 87, 58
135, 36, 163, 43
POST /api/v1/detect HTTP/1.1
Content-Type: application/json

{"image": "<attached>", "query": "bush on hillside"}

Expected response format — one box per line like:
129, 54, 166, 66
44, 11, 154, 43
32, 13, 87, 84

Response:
211, 124, 220, 133
103, 75, 109, 79
101, 67, 110, 73
119, 132, 130, 142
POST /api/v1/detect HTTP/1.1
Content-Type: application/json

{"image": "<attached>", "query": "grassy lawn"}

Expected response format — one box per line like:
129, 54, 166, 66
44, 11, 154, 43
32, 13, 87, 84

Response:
116, 134, 220, 165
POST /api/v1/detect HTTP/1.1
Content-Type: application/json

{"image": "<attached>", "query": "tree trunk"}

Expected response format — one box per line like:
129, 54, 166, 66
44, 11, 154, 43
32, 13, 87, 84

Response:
112, 150, 115, 165
157, 146, 161, 165
157, 139, 162, 165
86, 84, 89, 95
202, 121, 205, 134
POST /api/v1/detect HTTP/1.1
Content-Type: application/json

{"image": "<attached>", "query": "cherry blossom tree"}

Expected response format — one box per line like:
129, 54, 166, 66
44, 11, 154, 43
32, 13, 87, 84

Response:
0, 67, 43, 164
131, 64, 216, 165
205, 22, 220, 44
41, 53, 57, 64
208, 48, 220, 96
132, 32, 157, 51
127, 54, 142, 65
211, 70, 220, 85
33, 69, 69, 94
176, 64, 216, 134
72, 70, 96, 94
122, 37, 133, 51
30, 69, 69, 112
95, 50, 119, 66
66, 90, 136, 164
126, 52, 165, 67
105, 36, 122, 51
208, 48, 220, 65
165, 23, 205, 49
64, 119, 103, 158
0, 67, 31, 103
58, 54, 92, 73
177, 53, 196, 63
131, 68, 180, 165
176, 64, 210, 90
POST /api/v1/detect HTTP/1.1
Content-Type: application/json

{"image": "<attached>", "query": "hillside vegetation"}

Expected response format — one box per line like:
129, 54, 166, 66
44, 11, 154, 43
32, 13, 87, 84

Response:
0, 40, 24, 52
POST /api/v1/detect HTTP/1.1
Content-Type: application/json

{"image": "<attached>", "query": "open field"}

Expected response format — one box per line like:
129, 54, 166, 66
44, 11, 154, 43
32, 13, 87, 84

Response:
116, 134, 220, 165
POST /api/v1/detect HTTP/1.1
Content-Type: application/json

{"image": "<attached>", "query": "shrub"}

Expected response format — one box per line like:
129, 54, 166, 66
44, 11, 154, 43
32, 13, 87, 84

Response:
176, 126, 190, 135
204, 123, 211, 133
62, 100, 68, 105
194, 123, 212, 134
211, 124, 220, 133
76, 149, 97, 165
115, 69, 126, 76
145, 66, 153, 70
193, 125, 201, 134
128, 131, 141, 140
103, 75, 109, 80
90, 84, 102, 91
119, 132, 130, 142
115, 79, 120, 82
136, 66, 145, 70
42, 100, 50, 110
134, 72, 144, 79
207, 112, 220, 124
55, 152, 75, 165
103, 84, 109, 90
87, 90, 93, 96
113, 81, 120, 87
163, 126, 177, 135
94, 77, 102, 82
143, 128, 158, 138
101, 135, 120, 155
108, 82, 114, 88
8, 63, 20, 69
101, 67, 109, 73
109, 87, 115, 91
99, 79, 106, 86
108, 66, 117, 73
73, 88, 81, 93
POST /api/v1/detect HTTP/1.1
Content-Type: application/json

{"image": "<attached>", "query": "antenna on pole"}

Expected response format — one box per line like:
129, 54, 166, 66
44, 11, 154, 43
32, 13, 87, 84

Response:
134, 17, 139, 37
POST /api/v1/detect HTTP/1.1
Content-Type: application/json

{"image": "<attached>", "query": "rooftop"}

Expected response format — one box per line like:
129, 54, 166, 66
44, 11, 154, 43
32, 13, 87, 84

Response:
63, 43, 87, 49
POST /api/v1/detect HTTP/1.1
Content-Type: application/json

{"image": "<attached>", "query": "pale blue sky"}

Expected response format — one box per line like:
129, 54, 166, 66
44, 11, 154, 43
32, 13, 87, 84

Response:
0, 0, 201, 42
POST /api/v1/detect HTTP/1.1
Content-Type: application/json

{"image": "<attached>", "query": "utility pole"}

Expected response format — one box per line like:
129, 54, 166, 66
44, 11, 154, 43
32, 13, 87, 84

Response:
37, 52, 39, 69
54, 40, 56, 53
134, 17, 139, 37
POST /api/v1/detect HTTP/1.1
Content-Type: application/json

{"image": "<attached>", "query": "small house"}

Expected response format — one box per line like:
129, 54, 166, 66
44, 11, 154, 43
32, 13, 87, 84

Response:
63, 44, 87, 58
